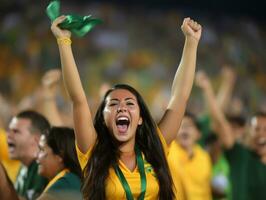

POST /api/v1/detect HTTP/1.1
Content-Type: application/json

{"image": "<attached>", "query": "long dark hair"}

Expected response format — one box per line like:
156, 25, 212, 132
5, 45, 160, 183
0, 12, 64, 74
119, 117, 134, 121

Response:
82, 84, 174, 200
45, 127, 82, 178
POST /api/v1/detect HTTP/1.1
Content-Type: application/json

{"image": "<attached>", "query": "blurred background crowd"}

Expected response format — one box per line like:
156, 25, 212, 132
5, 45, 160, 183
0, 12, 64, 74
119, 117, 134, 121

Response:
0, 0, 266, 119
0, 0, 265, 200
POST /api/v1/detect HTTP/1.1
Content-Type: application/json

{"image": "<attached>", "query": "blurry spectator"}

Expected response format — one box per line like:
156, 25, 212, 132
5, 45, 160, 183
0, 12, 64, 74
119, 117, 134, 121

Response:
7, 110, 50, 200
37, 127, 82, 200
168, 112, 212, 200
196, 70, 266, 200
205, 133, 231, 200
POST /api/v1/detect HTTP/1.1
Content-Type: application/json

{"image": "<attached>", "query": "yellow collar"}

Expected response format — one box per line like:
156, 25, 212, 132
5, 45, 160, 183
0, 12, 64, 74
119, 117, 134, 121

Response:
44, 168, 69, 192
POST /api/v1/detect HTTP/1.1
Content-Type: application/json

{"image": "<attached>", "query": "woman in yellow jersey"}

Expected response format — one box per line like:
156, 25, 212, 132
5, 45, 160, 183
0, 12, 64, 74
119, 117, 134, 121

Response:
51, 15, 202, 200
37, 127, 82, 200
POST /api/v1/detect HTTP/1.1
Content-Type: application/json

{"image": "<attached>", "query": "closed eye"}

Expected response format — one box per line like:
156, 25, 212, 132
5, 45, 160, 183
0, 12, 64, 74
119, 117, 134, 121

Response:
126, 102, 134, 106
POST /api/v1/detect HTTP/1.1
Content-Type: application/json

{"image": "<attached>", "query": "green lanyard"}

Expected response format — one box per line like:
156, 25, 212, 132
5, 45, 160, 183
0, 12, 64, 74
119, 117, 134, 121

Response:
114, 146, 147, 200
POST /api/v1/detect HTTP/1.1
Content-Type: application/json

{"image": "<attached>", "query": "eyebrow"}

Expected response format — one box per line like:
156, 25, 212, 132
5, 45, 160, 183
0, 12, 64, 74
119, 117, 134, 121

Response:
110, 98, 136, 101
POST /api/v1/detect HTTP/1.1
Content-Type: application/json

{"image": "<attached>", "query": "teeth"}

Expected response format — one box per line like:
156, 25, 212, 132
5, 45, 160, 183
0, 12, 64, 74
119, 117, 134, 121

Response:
117, 117, 128, 121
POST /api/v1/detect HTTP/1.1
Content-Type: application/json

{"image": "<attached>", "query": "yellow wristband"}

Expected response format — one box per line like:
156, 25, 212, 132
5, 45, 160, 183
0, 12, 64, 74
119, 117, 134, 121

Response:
57, 37, 72, 45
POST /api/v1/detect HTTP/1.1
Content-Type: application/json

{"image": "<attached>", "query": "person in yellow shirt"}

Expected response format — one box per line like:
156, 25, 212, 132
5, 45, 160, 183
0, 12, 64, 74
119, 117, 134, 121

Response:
168, 112, 212, 200
50, 13, 202, 200
0, 128, 20, 182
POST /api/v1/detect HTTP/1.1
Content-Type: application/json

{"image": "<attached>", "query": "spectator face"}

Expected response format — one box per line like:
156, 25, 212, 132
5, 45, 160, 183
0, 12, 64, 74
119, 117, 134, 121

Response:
7, 117, 39, 163
176, 116, 200, 149
251, 116, 266, 157
230, 122, 246, 141
37, 135, 63, 180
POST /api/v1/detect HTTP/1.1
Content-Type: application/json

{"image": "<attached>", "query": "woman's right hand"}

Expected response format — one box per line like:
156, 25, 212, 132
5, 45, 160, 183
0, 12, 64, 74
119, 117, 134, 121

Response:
51, 15, 71, 39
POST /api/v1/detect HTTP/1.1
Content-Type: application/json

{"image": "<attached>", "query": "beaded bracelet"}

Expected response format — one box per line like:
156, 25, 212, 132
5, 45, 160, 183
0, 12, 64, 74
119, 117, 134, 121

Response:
57, 37, 72, 45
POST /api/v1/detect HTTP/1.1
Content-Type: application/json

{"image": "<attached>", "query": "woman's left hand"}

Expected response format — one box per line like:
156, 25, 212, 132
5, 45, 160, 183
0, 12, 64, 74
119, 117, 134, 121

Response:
181, 17, 202, 42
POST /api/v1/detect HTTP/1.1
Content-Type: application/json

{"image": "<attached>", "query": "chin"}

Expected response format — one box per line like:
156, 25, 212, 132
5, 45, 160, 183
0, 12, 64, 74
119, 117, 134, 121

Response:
115, 136, 131, 143
114, 133, 134, 143
9, 154, 17, 160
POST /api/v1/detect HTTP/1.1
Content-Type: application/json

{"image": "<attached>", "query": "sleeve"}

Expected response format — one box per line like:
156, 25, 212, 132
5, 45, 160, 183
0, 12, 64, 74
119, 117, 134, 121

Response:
157, 127, 169, 156
75, 142, 92, 171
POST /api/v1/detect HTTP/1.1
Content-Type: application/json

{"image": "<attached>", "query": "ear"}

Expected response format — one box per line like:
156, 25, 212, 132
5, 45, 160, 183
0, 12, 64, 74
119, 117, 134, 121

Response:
33, 134, 41, 145
138, 117, 143, 125
55, 154, 63, 163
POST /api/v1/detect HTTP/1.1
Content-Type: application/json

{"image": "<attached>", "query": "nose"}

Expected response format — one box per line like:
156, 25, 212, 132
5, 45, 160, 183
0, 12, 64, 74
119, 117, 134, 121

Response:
117, 103, 127, 113
6, 130, 13, 139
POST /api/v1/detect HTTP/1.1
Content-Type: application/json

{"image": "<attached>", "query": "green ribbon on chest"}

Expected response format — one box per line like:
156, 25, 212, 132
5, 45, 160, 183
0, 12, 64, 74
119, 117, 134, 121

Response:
114, 146, 147, 200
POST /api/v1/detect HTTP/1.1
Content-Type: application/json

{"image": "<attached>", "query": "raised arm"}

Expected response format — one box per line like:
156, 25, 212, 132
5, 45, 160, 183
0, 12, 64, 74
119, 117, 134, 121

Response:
158, 17, 202, 145
51, 16, 96, 153
195, 71, 235, 149
216, 65, 236, 112
36, 69, 64, 126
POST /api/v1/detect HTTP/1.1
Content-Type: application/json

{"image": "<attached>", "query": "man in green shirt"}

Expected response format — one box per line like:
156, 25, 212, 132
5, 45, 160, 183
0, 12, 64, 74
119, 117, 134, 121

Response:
7, 111, 50, 200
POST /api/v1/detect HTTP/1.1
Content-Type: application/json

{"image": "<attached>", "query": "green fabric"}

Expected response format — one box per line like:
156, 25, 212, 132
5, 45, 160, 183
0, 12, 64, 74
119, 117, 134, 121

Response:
225, 143, 266, 200
225, 144, 249, 200
246, 151, 266, 199
47, 172, 82, 200
212, 153, 231, 200
46, 0, 102, 37
15, 161, 48, 200
197, 114, 212, 147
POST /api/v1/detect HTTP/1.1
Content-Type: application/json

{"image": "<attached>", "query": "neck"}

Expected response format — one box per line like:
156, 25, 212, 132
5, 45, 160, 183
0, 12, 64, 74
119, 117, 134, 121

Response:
21, 157, 35, 167
49, 165, 65, 180
119, 137, 136, 155
119, 138, 137, 172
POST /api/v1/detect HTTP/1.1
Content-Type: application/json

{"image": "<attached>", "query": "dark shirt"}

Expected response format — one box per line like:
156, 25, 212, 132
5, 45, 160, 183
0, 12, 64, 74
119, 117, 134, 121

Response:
46, 172, 82, 200
225, 143, 266, 200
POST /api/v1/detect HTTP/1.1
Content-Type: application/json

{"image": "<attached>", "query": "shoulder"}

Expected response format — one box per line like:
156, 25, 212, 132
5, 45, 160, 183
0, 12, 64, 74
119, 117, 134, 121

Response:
48, 172, 81, 191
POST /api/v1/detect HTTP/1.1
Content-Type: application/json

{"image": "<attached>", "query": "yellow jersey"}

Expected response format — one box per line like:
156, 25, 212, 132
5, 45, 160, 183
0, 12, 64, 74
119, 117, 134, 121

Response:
76, 129, 185, 200
168, 141, 212, 200
0, 129, 20, 182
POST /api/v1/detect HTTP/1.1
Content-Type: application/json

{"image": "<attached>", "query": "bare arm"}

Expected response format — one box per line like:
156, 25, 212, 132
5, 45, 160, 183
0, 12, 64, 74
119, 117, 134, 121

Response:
0, 162, 19, 200
158, 17, 202, 145
36, 69, 64, 126
195, 71, 235, 149
216, 66, 236, 112
51, 16, 96, 153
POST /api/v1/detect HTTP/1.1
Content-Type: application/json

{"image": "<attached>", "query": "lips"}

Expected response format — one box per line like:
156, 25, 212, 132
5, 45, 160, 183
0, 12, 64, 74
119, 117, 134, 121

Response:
257, 137, 266, 147
116, 116, 130, 134
7, 141, 15, 148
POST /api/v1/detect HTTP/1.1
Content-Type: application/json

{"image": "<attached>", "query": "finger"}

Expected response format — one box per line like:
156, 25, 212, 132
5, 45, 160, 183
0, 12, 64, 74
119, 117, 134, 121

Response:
188, 19, 201, 31
53, 15, 66, 26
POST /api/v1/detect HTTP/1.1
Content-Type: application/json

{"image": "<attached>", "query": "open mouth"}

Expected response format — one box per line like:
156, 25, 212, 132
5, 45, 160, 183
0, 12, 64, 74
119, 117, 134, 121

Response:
7, 142, 16, 151
257, 138, 266, 147
116, 116, 130, 134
